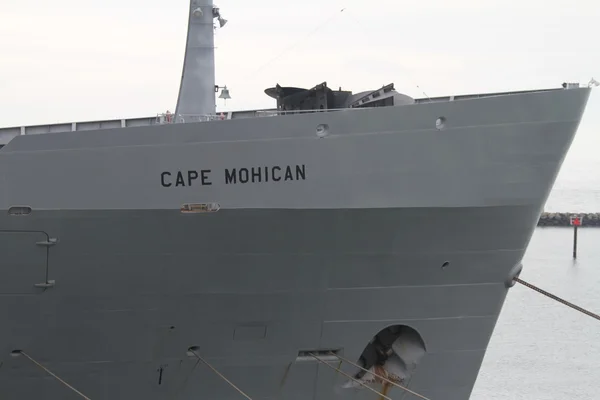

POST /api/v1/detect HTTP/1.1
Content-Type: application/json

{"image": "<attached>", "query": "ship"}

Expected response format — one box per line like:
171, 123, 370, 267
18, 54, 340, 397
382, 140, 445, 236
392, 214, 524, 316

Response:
0, 1, 594, 399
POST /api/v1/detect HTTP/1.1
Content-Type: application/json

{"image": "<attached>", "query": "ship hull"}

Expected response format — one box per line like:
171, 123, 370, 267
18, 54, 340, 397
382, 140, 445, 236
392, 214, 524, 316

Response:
0, 87, 591, 399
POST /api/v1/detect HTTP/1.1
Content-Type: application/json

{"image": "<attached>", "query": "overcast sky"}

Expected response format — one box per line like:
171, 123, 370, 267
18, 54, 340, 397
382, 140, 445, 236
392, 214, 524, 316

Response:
1, 0, 599, 159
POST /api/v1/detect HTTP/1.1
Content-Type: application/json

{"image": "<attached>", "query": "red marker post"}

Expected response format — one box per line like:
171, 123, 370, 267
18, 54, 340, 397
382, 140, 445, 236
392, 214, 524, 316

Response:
570, 215, 583, 259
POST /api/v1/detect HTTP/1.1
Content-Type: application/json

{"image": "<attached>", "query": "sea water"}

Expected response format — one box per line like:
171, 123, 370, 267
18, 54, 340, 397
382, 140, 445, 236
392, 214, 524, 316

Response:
471, 150, 600, 399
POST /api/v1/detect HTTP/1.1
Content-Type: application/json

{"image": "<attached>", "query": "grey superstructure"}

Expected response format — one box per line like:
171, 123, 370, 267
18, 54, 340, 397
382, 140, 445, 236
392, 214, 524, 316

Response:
0, 2, 593, 400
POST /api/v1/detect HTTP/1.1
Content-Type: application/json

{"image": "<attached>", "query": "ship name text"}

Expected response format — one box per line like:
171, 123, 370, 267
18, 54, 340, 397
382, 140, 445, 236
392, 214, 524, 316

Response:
160, 164, 306, 187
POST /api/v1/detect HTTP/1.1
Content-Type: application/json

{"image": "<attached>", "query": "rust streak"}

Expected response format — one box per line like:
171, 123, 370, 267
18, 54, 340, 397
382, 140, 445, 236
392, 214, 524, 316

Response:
380, 382, 391, 400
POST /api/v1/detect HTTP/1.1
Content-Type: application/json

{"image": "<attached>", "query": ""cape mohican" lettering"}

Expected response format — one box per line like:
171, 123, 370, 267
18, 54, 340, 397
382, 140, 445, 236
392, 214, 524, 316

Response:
224, 165, 305, 184
160, 164, 306, 187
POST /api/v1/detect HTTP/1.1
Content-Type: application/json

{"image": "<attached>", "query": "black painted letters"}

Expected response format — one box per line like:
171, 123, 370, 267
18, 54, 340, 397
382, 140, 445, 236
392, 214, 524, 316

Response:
188, 170, 198, 186
162, 164, 306, 188
201, 170, 212, 185
161, 172, 172, 187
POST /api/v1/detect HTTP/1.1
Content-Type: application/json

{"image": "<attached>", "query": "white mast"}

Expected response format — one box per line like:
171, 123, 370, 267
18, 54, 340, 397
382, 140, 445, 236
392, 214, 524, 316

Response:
174, 0, 227, 121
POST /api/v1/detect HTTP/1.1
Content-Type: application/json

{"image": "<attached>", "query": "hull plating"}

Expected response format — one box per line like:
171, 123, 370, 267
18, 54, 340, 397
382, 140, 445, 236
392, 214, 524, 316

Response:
1, 206, 534, 400
0, 87, 591, 399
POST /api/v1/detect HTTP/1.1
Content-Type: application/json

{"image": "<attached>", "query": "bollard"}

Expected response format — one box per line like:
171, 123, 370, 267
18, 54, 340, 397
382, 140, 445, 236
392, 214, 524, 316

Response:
570, 216, 582, 259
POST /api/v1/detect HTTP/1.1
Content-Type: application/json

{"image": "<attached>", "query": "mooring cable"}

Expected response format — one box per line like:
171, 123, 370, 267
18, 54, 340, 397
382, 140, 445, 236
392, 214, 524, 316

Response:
308, 352, 392, 400
18, 351, 91, 400
514, 277, 600, 321
189, 349, 254, 400
329, 352, 432, 400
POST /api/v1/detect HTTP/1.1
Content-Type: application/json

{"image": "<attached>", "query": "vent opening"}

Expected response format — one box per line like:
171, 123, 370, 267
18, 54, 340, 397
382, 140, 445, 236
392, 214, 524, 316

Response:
8, 206, 32, 216
296, 348, 341, 362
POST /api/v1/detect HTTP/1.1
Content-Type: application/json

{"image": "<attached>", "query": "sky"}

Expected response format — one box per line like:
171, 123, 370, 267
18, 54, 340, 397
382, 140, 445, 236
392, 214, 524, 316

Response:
1, 0, 599, 160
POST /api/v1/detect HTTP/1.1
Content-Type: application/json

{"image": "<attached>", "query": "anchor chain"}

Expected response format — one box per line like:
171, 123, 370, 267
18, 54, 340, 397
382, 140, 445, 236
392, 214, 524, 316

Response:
329, 352, 432, 400
514, 277, 600, 321
18, 351, 92, 400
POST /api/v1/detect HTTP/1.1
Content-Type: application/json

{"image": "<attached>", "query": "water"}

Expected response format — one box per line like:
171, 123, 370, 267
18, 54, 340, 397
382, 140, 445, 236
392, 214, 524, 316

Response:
471, 228, 600, 399
471, 155, 600, 399
544, 158, 600, 213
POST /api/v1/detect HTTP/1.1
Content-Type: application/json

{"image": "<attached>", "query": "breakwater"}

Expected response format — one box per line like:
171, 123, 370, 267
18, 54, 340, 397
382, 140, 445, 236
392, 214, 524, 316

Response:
538, 212, 600, 227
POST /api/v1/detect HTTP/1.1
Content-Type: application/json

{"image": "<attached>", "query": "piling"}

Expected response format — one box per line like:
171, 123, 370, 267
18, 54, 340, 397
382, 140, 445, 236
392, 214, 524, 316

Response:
568, 215, 582, 259
573, 225, 578, 259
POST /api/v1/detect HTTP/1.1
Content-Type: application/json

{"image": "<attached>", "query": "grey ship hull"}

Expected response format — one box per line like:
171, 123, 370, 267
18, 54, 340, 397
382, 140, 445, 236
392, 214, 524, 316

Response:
0, 87, 591, 399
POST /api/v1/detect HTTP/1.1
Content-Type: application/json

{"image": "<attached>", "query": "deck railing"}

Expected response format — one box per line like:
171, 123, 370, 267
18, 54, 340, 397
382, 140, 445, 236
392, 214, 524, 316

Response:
0, 85, 570, 145
155, 108, 350, 124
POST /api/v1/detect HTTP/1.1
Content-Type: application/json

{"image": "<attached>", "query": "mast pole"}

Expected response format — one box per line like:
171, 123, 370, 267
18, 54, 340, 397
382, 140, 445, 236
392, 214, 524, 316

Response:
174, 0, 222, 121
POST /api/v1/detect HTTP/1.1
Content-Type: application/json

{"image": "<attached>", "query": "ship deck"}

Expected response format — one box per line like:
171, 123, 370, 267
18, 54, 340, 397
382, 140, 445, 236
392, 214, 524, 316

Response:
0, 87, 562, 147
